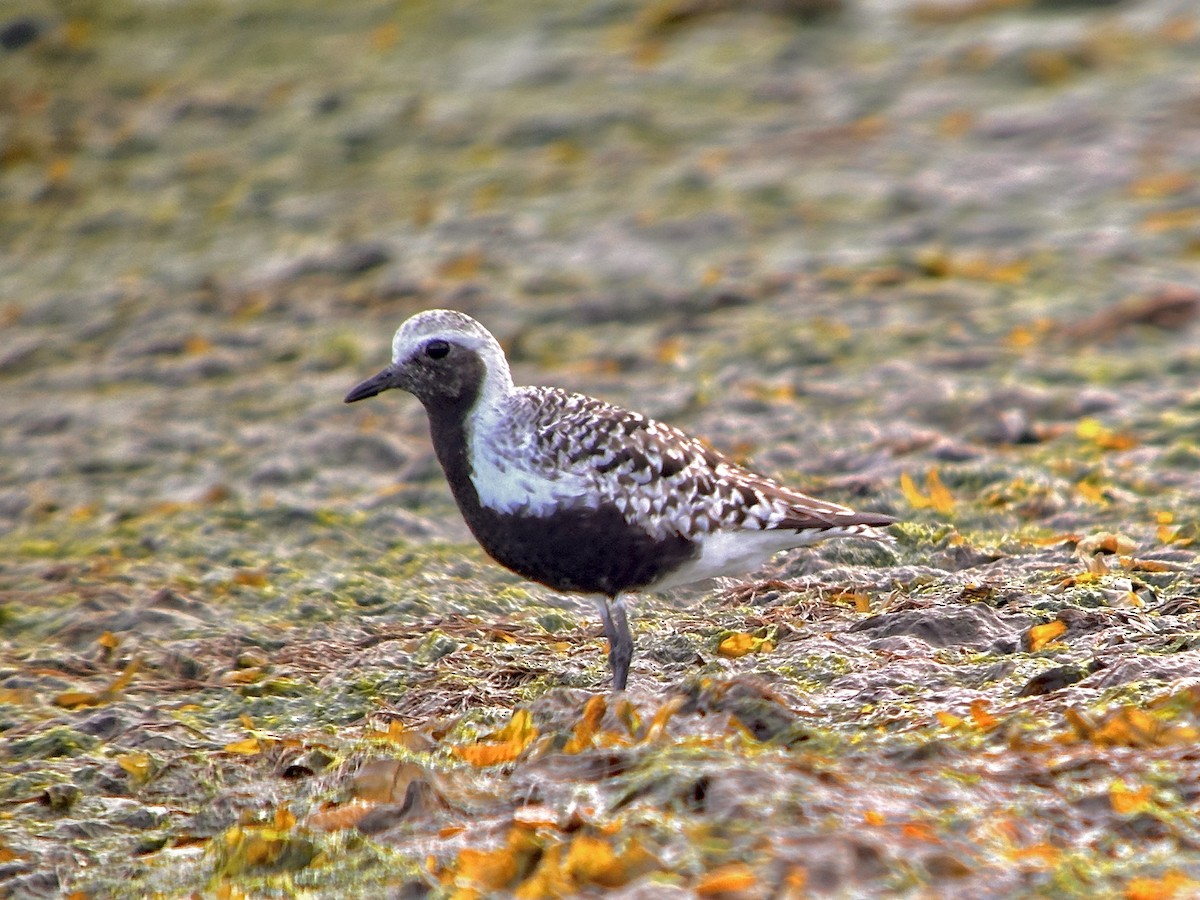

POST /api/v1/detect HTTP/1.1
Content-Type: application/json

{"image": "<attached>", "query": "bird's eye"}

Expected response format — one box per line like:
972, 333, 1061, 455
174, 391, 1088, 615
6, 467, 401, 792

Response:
425, 339, 450, 360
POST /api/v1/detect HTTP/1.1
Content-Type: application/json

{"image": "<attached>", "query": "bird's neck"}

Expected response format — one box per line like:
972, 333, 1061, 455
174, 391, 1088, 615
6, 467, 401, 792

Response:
424, 394, 487, 523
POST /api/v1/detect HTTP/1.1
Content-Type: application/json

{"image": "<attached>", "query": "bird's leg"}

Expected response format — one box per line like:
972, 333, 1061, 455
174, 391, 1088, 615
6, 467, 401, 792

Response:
595, 594, 633, 692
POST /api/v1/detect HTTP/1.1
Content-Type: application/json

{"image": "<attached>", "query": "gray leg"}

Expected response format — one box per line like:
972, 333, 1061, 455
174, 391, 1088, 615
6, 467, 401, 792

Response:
595, 594, 633, 692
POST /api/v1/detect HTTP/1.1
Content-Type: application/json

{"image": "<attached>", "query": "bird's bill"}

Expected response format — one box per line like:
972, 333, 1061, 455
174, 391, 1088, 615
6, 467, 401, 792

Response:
344, 367, 398, 403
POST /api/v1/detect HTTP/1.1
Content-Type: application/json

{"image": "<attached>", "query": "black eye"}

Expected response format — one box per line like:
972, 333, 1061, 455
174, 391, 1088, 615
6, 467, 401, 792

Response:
425, 339, 450, 360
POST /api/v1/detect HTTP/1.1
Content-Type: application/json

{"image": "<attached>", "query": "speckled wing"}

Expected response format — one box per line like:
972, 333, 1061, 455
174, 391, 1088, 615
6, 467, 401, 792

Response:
524, 387, 894, 541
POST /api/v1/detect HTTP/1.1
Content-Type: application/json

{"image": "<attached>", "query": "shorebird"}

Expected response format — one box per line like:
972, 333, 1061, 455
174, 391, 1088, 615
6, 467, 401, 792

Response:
345, 309, 896, 691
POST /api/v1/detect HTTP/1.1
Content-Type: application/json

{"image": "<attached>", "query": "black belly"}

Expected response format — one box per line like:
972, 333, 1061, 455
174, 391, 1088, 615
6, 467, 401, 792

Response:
463, 503, 698, 597
422, 403, 696, 597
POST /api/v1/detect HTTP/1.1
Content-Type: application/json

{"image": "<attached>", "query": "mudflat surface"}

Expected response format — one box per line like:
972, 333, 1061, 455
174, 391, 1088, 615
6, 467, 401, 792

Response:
3, 0, 1200, 896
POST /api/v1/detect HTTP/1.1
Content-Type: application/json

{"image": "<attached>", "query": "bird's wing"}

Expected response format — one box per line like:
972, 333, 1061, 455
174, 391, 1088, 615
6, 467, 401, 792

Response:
520, 388, 894, 540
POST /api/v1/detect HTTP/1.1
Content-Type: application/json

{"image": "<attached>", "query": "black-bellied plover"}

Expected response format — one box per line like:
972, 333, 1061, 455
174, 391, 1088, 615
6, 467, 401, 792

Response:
345, 309, 896, 691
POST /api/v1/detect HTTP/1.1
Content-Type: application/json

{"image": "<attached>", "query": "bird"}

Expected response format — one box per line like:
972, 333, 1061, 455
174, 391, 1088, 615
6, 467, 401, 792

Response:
345, 309, 896, 691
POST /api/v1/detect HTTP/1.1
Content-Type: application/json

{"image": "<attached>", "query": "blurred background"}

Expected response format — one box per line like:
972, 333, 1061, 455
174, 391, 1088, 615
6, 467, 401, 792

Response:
4, 1, 1200, 895
3, 0, 1199, 526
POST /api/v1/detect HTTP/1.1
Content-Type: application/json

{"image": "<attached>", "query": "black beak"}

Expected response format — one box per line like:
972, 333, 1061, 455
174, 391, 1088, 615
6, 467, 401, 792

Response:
344, 367, 398, 403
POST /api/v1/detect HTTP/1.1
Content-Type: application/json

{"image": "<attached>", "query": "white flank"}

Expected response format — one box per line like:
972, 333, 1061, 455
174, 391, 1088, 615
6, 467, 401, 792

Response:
465, 387, 603, 516
467, 428, 593, 515
651, 528, 831, 591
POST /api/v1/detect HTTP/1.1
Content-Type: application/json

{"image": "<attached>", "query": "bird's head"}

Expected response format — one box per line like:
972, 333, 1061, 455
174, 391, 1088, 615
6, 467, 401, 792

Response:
344, 309, 512, 412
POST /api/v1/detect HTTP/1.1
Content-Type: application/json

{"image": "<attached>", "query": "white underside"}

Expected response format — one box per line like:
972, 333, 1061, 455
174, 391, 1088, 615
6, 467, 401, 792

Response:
465, 391, 596, 516
649, 528, 833, 591
468, 436, 588, 515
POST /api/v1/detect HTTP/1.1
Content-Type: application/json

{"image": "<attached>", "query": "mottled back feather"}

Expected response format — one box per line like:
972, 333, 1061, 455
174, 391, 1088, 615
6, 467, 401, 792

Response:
467, 385, 894, 543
